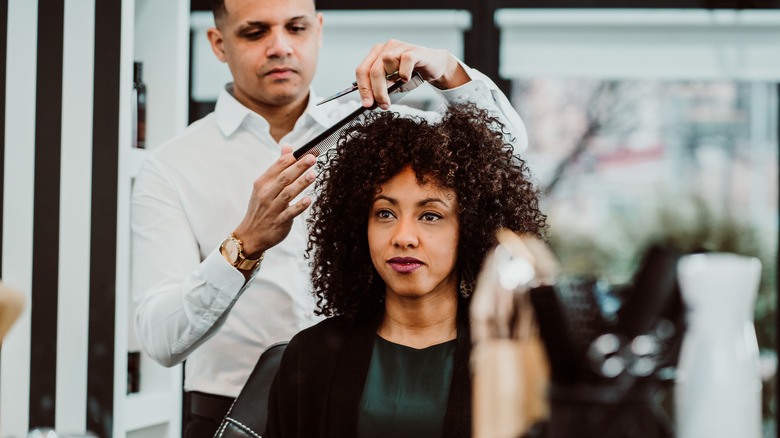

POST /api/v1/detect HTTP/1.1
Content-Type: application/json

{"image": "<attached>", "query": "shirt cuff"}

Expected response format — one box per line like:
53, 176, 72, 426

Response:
435, 60, 529, 153
201, 246, 249, 302
437, 78, 494, 109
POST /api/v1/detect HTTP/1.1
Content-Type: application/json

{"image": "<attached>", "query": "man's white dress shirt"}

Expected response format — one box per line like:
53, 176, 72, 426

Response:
131, 65, 528, 397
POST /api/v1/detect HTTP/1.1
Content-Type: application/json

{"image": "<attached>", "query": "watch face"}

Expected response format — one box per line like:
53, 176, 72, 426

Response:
224, 238, 240, 264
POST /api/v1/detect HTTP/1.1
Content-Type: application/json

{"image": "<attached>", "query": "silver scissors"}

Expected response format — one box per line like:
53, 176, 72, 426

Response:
316, 71, 400, 106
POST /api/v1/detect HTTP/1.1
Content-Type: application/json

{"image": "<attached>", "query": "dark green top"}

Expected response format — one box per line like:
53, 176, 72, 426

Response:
356, 335, 457, 438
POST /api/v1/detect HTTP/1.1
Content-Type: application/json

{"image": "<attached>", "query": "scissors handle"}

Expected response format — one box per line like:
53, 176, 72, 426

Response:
317, 71, 400, 106
348, 71, 400, 87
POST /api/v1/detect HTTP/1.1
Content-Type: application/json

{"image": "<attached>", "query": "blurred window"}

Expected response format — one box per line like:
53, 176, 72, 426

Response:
499, 10, 780, 436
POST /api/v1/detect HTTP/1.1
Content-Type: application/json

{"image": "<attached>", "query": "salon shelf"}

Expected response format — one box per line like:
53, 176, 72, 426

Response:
113, 0, 190, 437
122, 147, 149, 179
125, 392, 175, 432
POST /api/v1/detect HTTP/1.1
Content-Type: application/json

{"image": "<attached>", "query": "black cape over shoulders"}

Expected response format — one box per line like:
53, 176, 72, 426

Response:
264, 311, 473, 438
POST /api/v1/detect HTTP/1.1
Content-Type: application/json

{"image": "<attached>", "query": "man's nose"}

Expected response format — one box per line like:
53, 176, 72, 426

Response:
266, 29, 293, 58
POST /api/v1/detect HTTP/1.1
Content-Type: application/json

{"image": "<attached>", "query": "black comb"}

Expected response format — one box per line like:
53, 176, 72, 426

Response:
293, 73, 425, 160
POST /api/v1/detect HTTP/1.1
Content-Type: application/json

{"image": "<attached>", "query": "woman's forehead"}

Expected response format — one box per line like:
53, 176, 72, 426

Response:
372, 167, 455, 201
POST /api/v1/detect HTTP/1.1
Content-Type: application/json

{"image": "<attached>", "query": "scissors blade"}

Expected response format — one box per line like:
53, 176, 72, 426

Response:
316, 71, 400, 106
316, 83, 358, 106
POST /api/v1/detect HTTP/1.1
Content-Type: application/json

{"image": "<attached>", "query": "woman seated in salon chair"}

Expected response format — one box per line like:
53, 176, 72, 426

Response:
264, 103, 547, 438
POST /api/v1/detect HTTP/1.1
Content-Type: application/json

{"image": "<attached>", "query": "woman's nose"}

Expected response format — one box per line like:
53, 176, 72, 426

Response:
391, 219, 419, 248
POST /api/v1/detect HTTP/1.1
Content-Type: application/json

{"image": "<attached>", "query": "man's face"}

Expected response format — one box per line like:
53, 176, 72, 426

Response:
209, 0, 322, 111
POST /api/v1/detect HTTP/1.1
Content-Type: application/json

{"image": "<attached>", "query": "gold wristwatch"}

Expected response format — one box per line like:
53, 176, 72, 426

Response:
220, 234, 264, 271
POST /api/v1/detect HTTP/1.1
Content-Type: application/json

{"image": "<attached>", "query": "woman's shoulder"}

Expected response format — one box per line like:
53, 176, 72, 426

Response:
286, 315, 361, 352
299, 314, 355, 335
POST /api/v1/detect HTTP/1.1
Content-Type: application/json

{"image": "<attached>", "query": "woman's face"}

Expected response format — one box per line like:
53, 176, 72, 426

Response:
367, 166, 460, 301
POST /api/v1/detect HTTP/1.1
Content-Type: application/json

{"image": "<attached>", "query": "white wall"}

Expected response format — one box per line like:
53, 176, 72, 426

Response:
56, 0, 96, 432
496, 9, 780, 81
2, 1, 39, 436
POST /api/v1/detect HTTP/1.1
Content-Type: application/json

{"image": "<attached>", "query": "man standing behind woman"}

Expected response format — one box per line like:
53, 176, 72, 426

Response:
265, 103, 546, 438
132, 0, 528, 434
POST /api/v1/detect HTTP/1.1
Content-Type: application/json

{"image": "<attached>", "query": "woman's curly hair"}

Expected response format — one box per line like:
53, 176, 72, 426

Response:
307, 103, 547, 320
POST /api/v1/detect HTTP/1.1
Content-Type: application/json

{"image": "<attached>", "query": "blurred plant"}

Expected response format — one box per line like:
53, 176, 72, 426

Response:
546, 192, 777, 433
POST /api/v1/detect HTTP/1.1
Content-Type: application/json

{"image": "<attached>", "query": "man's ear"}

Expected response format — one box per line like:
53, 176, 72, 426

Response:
207, 27, 227, 63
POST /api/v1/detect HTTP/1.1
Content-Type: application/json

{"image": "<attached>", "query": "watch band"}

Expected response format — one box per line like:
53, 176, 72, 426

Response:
221, 234, 265, 272
235, 252, 264, 271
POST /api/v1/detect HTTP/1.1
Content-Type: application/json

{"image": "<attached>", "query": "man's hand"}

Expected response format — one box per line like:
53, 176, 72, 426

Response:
355, 39, 471, 110
232, 144, 317, 258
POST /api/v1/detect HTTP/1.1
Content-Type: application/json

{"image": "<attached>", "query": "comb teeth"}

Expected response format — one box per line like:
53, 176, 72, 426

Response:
304, 128, 349, 160
293, 73, 425, 161
293, 106, 367, 160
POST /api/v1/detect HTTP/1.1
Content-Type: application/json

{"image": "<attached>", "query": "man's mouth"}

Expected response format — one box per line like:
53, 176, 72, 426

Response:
265, 67, 295, 80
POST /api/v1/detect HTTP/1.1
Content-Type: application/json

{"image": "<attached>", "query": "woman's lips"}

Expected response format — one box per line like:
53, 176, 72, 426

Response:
388, 257, 423, 273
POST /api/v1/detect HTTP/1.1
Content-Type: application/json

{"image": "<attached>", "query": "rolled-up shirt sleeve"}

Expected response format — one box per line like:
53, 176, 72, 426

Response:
436, 59, 528, 153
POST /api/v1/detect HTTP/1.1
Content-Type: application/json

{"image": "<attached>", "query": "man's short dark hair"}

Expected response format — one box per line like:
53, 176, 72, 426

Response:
210, 0, 227, 25
211, 0, 316, 26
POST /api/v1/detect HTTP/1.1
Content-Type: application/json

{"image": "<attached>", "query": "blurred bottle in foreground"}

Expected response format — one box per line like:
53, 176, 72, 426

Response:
471, 230, 557, 438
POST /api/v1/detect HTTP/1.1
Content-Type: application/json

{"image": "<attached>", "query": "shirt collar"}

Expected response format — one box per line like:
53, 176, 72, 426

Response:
214, 84, 257, 137
302, 89, 335, 129
214, 83, 333, 138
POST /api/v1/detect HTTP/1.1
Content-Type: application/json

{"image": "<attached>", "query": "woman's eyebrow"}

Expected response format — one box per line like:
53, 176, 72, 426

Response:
418, 197, 449, 207
373, 195, 450, 207
373, 195, 397, 205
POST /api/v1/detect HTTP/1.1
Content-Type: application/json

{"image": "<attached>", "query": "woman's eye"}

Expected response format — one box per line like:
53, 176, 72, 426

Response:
376, 210, 394, 219
421, 212, 442, 222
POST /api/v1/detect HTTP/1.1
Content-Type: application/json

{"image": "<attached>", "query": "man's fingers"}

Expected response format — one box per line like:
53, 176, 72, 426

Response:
281, 195, 312, 222
356, 44, 384, 108
358, 40, 424, 110
370, 57, 395, 110
261, 144, 299, 183
271, 153, 316, 198
276, 168, 316, 207
396, 49, 420, 82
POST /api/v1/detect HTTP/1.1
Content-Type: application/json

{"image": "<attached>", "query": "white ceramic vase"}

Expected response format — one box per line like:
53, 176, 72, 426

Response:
675, 252, 762, 438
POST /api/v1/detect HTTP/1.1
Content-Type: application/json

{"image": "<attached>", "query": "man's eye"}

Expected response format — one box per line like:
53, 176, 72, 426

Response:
244, 30, 266, 39
289, 25, 306, 33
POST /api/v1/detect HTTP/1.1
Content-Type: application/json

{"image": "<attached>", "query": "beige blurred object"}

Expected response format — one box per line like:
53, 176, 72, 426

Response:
0, 281, 25, 345
496, 229, 559, 286
471, 230, 558, 438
